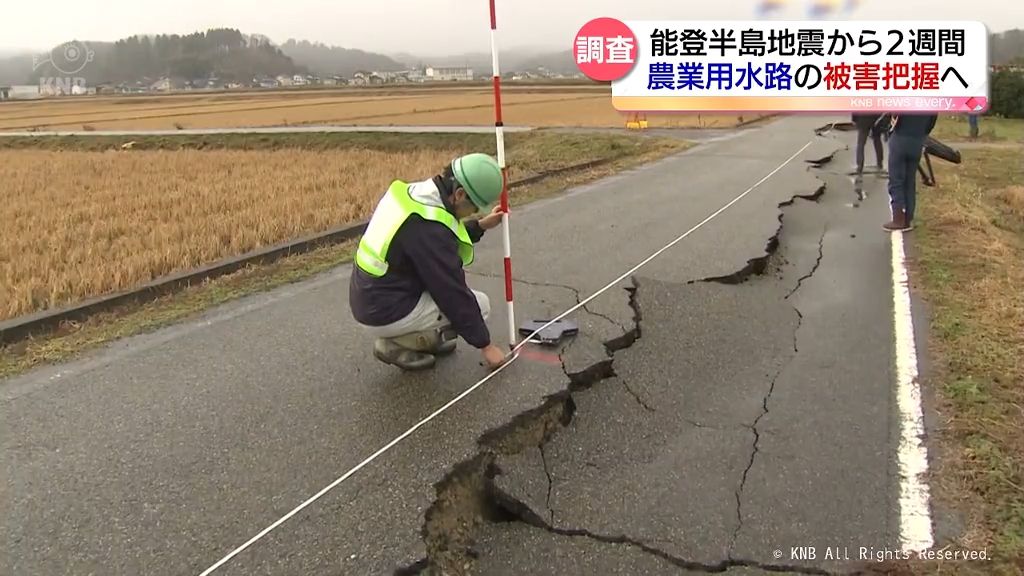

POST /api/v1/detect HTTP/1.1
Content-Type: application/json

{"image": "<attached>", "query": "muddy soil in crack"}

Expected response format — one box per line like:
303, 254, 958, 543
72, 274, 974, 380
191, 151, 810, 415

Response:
394, 279, 642, 576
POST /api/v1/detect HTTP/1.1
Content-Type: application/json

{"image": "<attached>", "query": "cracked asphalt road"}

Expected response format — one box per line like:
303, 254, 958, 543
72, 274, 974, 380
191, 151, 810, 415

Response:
478, 128, 902, 575
1, 115, 907, 575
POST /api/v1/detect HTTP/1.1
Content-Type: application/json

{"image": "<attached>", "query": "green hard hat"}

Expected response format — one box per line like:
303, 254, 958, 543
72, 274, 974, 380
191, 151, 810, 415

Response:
451, 153, 503, 209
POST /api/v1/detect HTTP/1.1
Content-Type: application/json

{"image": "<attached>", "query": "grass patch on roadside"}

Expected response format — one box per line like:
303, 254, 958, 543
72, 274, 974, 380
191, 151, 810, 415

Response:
0, 130, 511, 153
0, 131, 690, 379
907, 145, 1024, 574
0, 129, 669, 183
931, 115, 1024, 144
0, 241, 357, 380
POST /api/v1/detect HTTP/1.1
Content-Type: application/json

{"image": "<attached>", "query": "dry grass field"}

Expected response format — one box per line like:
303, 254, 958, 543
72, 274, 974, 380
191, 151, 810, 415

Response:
0, 85, 765, 130
1, 147, 433, 321
908, 146, 1024, 571
0, 132, 687, 322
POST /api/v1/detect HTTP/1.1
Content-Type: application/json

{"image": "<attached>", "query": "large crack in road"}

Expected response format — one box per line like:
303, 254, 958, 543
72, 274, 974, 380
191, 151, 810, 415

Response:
394, 134, 884, 575
721, 200, 830, 564
400, 185, 846, 574
395, 277, 642, 576
701, 179, 831, 569
671, 175, 833, 567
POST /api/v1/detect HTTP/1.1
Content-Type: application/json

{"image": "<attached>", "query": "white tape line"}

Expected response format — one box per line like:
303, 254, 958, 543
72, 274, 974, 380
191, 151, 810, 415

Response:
197, 354, 519, 576
890, 230, 934, 551
197, 139, 814, 575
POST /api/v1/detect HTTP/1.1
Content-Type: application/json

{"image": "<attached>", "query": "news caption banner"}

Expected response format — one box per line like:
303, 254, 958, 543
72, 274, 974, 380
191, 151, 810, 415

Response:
573, 18, 990, 113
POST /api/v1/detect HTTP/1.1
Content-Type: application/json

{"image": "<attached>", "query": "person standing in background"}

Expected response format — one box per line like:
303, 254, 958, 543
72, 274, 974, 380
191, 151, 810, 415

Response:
968, 112, 980, 140
883, 113, 938, 232
852, 112, 885, 175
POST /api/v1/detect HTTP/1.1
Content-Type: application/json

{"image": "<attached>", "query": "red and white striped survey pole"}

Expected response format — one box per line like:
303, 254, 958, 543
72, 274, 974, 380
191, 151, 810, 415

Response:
488, 0, 517, 348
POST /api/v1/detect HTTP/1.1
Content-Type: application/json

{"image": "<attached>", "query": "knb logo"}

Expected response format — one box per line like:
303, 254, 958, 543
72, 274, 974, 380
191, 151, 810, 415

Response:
34, 40, 94, 75
33, 40, 94, 94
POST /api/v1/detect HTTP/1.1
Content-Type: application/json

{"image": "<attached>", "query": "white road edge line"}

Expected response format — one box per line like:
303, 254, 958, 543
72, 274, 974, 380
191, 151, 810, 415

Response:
196, 139, 814, 576
890, 230, 935, 551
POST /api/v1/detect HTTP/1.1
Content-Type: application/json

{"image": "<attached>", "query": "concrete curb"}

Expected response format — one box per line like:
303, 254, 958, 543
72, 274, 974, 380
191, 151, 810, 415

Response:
0, 157, 617, 345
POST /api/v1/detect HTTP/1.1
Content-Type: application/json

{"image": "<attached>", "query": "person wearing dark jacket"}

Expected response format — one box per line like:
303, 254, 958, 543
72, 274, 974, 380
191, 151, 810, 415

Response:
350, 152, 509, 371
883, 113, 938, 232
852, 112, 885, 174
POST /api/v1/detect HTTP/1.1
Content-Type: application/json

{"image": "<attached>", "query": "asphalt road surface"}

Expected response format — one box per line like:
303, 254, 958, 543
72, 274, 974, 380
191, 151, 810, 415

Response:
2, 115, 929, 575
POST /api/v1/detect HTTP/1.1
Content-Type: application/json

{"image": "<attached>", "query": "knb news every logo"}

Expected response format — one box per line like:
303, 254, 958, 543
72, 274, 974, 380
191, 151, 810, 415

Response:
573, 18, 989, 113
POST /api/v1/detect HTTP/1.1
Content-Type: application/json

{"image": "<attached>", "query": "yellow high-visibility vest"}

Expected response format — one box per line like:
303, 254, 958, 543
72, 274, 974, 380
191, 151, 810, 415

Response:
355, 180, 474, 277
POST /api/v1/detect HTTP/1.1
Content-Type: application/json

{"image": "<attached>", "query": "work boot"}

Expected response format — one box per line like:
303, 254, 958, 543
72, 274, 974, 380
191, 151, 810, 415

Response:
432, 326, 458, 356
391, 329, 443, 352
373, 338, 435, 371
882, 208, 912, 232
392, 328, 459, 356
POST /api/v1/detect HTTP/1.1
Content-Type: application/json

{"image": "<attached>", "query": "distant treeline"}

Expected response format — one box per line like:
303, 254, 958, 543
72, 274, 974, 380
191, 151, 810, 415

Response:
278, 39, 404, 77
28, 29, 305, 85
991, 29, 1024, 65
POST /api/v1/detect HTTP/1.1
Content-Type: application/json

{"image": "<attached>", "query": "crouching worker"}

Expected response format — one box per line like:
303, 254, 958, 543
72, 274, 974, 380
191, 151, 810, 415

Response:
349, 152, 510, 372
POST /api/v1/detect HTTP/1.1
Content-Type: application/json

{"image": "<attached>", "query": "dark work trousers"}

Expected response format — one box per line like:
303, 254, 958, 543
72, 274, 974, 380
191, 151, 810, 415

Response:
855, 122, 884, 172
887, 133, 926, 222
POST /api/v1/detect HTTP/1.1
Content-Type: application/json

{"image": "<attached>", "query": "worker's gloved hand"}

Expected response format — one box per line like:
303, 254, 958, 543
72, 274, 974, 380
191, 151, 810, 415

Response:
481, 343, 510, 371
478, 205, 505, 231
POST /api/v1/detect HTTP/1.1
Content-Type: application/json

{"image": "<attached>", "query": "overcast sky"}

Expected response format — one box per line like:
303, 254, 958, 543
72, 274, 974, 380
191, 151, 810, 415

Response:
2, 0, 1020, 55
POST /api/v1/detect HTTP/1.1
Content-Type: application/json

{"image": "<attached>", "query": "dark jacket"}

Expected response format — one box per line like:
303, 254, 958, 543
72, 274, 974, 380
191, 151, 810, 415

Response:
889, 113, 937, 138
349, 176, 491, 348
852, 113, 882, 132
